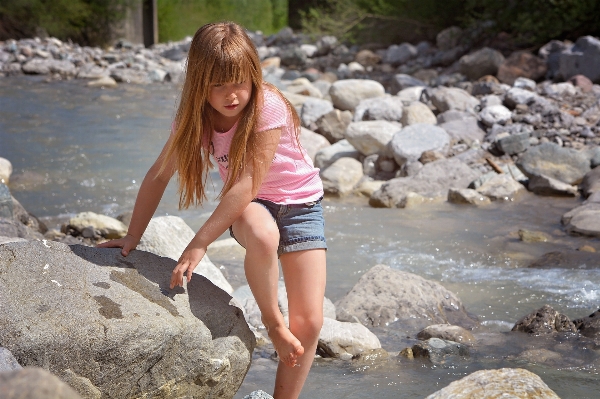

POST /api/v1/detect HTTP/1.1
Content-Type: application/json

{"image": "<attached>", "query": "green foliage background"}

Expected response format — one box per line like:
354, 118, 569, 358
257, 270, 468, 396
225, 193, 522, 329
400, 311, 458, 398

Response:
157, 0, 288, 42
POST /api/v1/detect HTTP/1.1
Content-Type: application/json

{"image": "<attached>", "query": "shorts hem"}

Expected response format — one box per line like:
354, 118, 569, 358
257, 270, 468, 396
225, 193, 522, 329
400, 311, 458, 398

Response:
278, 238, 327, 256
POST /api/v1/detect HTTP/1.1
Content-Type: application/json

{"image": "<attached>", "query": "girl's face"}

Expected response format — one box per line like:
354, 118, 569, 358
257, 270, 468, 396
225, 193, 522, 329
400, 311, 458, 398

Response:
208, 80, 252, 121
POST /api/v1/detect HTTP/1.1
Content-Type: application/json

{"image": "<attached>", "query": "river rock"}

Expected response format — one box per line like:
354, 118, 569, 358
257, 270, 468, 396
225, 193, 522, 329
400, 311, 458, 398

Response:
300, 127, 330, 161
287, 78, 322, 99
425, 368, 561, 399
383, 43, 418, 66
430, 87, 479, 114
514, 77, 537, 91
320, 157, 364, 196
417, 324, 476, 345
518, 229, 550, 243
516, 142, 591, 185
0, 217, 45, 241
403, 338, 469, 363
512, 305, 577, 334
479, 105, 512, 127
0, 241, 254, 399
77, 63, 109, 79
562, 202, 600, 237
573, 309, 600, 339
242, 390, 273, 399
87, 76, 118, 88
315, 109, 352, 143
496, 132, 531, 155
389, 124, 450, 166
353, 96, 404, 122
335, 264, 478, 329
355, 49, 381, 67
527, 174, 578, 196
559, 36, 600, 83
345, 121, 399, 156
68, 211, 127, 239
136, 216, 232, 294
400, 101, 437, 126
0, 367, 84, 399
314, 139, 360, 170
0, 157, 12, 184
497, 52, 548, 85
390, 74, 427, 95
300, 97, 333, 127
22, 58, 76, 76
504, 87, 541, 108
110, 68, 151, 84
370, 158, 480, 208
476, 174, 525, 201
529, 250, 600, 269
581, 166, 600, 198
12, 196, 46, 235
329, 79, 385, 111
396, 87, 426, 105
458, 47, 505, 80
439, 117, 485, 145
317, 317, 382, 360
447, 188, 491, 206
0, 347, 21, 371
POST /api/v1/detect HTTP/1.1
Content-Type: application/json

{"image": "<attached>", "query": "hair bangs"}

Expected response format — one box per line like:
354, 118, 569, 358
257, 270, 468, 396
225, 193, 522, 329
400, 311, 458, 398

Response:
209, 40, 255, 85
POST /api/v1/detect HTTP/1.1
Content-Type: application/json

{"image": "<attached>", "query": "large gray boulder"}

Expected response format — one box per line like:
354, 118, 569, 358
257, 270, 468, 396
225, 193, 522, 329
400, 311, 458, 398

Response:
559, 36, 600, 83
425, 368, 561, 399
329, 79, 385, 111
516, 142, 591, 185
320, 157, 364, 196
0, 241, 254, 399
389, 124, 450, 166
335, 264, 478, 330
353, 95, 404, 122
345, 121, 400, 156
370, 158, 480, 208
137, 216, 233, 294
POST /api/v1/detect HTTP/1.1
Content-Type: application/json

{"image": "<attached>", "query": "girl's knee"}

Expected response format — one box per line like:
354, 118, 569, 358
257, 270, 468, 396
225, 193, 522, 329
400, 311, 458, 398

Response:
289, 313, 323, 339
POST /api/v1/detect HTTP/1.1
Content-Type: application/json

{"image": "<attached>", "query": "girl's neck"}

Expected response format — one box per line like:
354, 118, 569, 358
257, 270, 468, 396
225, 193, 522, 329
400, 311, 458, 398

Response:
213, 111, 240, 133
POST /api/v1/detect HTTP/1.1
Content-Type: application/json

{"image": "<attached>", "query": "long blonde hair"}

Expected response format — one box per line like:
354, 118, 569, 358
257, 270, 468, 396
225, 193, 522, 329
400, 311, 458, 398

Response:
160, 21, 301, 209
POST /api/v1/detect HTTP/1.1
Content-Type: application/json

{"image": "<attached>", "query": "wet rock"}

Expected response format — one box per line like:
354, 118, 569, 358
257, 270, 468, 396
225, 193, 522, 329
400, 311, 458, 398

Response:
476, 174, 525, 201
447, 188, 491, 206
459, 47, 505, 80
0, 157, 13, 184
417, 324, 476, 345
497, 52, 547, 85
329, 79, 385, 111
299, 127, 330, 162
0, 241, 254, 399
136, 216, 233, 294
527, 174, 578, 196
559, 36, 600, 83
0, 347, 22, 371
67, 211, 127, 239
425, 368, 561, 399
371, 158, 480, 208
315, 109, 352, 143
353, 95, 404, 122
317, 317, 382, 360
516, 142, 591, 185
530, 249, 600, 269
400, 101, 437, 126
512, 305, 577, 334
561, 203, 600, 237
404, 338, 469, 363
351, 348, 390, 366
321, 157, 364, 196
300, 97, 333, 127
573, 309, 600, 339
518, 229, 550, 243
242, 390, 273, 399
0, 367, 84, 399
515, 348, 562, 365
335, 264, 478, 329
389, 124, 450, 166
430, 87, 480, 114
314, 139, 360, 170
345, 121, 399, 156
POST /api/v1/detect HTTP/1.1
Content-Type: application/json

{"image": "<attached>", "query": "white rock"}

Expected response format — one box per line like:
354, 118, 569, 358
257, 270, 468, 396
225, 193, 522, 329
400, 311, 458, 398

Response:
400, 101, 437, 125
479, 105, 512, 127
345, 121, 399, 156
320, 157, 364, 195
0, 158, 12, 184
69, 212, 127, 239
329, 79, 385, 111
318, 317, 382, 359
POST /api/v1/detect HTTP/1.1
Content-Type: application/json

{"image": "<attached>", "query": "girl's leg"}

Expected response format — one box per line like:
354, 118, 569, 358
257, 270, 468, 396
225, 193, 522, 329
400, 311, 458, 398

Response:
274, 248, 326, 399
231, 203, 304, 367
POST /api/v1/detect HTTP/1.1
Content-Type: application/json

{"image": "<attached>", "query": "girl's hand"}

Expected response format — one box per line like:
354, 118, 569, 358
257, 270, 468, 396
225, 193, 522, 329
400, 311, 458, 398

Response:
96, 234, 140, 257
170, 245, 207, 289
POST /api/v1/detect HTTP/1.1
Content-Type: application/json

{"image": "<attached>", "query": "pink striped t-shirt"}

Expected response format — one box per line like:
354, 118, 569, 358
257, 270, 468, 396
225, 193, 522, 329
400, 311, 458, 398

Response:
210, 86, 324, 204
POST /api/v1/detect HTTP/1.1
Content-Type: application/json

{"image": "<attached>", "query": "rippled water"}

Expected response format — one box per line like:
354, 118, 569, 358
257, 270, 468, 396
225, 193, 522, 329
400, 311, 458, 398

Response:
1, 76, 599, 399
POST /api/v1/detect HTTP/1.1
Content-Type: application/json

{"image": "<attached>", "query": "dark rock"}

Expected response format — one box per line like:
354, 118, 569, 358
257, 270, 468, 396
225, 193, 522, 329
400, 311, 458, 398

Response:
407, 338, 469, 363
572, 309, 600, 339
497, 52, 547, 85
512, 305, 577, 334
529, 250, 600, 269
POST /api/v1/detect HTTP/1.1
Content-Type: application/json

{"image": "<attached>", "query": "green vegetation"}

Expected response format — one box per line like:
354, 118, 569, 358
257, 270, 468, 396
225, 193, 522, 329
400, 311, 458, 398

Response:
0, 0, 132, 46
299, 0, 600, 47
157, 0, 288, 42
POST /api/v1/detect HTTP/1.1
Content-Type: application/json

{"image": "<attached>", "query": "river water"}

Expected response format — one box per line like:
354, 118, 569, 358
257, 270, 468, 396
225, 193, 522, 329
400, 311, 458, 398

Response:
1, 76, 599, 398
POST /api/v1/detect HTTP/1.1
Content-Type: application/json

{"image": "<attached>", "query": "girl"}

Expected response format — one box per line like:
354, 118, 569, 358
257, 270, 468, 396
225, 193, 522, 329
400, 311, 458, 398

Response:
98, 22, 327, 399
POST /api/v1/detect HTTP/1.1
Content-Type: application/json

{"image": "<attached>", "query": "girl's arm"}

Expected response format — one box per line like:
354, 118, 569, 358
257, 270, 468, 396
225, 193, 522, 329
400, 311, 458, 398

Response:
97, 136, 176, 256
170, 127, 282, 289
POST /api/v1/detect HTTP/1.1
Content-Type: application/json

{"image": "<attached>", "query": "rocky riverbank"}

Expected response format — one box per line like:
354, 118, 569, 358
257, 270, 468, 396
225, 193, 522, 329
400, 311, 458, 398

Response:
2, 26, 600, 399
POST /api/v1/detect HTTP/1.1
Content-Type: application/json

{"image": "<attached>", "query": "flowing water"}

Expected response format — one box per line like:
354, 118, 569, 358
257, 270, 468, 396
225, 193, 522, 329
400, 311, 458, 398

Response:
1, 76, 599, 398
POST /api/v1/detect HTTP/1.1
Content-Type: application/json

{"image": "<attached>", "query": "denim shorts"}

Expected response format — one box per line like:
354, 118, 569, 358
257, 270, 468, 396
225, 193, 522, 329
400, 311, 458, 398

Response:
230, 197, 327, 257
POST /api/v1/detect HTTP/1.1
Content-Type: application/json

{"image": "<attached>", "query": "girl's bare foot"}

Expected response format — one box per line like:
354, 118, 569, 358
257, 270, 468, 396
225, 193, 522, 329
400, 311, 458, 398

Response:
266, 323, 304, 367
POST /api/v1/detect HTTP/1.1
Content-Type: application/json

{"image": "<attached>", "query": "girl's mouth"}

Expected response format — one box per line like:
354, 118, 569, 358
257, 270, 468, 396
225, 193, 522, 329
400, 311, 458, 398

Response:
224, 104, 238, 110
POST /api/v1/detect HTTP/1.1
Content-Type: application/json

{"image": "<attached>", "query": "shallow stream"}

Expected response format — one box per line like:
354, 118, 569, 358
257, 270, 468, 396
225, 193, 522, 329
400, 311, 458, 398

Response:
1, 77, 599, 398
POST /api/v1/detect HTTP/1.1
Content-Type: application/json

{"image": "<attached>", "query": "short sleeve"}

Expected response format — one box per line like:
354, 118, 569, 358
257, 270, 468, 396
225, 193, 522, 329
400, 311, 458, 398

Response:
257, 89, 287, 132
